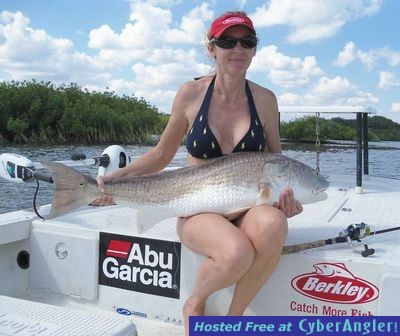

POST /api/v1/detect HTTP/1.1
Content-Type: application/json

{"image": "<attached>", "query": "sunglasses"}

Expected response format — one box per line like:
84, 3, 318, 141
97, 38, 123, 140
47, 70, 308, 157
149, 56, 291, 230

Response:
211, 35, 258, 49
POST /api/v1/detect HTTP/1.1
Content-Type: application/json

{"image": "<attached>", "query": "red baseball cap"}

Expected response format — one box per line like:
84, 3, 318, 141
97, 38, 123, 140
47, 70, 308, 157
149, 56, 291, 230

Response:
207, 13, 256, 39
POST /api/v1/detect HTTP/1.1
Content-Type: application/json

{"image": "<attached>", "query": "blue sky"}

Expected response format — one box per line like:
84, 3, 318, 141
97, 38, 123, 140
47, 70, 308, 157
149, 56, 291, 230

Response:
1, 0, 399, 123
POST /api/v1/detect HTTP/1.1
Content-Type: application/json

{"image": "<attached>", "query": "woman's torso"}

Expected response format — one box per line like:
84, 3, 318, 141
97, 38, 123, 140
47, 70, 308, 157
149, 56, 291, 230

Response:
185, 76, 266, 166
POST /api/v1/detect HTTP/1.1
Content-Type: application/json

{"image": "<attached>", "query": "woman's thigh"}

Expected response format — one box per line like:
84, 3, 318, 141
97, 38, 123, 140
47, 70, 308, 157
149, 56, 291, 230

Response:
177, 213, 252, 258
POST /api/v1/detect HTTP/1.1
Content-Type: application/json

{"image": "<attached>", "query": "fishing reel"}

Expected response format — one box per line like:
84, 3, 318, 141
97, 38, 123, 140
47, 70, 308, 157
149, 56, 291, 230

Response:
339, 222, 375, 257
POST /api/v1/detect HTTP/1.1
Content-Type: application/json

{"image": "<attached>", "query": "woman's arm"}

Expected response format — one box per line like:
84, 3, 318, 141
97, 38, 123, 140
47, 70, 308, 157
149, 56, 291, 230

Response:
261, 90, 282, 154
97, 82, 192, 192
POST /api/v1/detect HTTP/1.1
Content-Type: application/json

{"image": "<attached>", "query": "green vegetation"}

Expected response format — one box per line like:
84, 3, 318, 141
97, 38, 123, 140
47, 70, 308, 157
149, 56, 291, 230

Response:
280, 115, 400, 142
0, 80, 168, 144
1, 80, 399, 144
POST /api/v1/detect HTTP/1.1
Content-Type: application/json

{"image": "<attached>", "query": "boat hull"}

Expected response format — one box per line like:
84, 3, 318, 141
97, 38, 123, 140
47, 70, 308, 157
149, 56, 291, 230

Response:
1, 174, 400, 335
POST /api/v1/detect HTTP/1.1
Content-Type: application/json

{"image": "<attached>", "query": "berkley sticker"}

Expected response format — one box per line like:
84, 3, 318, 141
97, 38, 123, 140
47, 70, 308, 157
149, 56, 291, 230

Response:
99, 232, 181, 299
291, 263, 379, 304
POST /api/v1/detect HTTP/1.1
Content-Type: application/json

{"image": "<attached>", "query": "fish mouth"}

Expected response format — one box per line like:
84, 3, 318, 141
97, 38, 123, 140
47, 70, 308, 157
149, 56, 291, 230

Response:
312, 188, 328, 201
312, 186, 328, 194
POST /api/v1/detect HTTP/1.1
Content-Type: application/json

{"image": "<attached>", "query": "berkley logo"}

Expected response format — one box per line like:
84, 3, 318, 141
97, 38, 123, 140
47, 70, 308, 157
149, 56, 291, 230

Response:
291, 263, 379, 304
223, 17, 245, 25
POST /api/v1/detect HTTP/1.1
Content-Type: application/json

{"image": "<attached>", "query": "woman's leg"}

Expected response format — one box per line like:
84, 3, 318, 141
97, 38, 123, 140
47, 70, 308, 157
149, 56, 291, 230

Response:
177, 213, 255, 333
227, 205, 288, 315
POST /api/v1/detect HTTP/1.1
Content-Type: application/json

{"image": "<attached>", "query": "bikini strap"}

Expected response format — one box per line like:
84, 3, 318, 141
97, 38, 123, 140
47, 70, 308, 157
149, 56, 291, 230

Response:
197, 77, 216, 119
245, 80, 258, 119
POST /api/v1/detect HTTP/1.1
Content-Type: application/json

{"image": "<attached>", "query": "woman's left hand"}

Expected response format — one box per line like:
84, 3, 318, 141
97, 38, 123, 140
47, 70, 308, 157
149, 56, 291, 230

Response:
273, 187, 303, 218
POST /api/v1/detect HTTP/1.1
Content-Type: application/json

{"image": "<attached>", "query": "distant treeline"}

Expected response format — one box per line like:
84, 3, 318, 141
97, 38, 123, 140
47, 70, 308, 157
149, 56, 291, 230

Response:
0, 80, 168, 144
280, 115, 400, 142
1, 80, 399, 145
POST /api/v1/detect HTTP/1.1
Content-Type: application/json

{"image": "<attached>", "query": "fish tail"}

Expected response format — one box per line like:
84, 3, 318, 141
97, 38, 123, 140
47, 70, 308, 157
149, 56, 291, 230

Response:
41, 160, 97, 218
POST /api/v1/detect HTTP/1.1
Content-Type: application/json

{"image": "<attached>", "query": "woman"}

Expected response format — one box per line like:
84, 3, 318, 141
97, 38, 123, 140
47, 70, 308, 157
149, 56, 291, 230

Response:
97, 11, 302, 334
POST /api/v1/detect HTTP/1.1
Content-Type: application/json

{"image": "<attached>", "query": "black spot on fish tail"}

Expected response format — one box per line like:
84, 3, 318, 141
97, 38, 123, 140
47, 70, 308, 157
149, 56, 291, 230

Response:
40, 160, 97, 218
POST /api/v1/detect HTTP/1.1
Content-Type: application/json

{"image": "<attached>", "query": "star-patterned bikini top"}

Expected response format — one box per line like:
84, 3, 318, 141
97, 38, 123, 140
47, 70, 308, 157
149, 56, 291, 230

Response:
186, 77, 266, 159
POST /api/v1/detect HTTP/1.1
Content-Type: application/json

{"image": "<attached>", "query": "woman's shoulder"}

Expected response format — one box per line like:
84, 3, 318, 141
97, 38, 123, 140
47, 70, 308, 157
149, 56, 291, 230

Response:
247, 80, 277, 100
246, 80, 279, 120
180, 75, 213, 91
175, 75, 214, 101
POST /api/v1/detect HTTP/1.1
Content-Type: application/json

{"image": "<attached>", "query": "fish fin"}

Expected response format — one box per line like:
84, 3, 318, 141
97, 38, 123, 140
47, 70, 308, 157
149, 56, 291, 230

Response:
256, 182, 273, 205
135, 209, 166, 233
41, 160, 96, 218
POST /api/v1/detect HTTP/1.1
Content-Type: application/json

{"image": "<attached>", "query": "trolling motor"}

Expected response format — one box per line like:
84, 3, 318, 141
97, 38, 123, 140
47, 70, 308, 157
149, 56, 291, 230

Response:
97, 145, 131, 176
0, 145, 131, 219
0, 153, 35, 183
339, 222, 375, 257
0, 145, 131, 184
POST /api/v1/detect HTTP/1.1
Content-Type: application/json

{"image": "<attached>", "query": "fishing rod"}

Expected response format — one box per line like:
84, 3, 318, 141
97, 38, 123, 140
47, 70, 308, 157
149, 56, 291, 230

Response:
283, 222, 400, 257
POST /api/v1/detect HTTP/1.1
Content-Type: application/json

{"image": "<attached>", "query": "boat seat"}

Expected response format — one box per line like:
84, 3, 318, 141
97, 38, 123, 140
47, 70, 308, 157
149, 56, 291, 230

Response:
0, 295, 137, 336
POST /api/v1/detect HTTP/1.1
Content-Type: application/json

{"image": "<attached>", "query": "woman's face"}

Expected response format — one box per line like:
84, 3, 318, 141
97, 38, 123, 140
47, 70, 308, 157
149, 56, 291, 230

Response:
209, 25, 256, 76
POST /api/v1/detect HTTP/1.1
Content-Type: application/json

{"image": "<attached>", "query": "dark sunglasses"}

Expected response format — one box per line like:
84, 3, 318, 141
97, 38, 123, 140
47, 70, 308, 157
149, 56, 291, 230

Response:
211, 35, 258, 49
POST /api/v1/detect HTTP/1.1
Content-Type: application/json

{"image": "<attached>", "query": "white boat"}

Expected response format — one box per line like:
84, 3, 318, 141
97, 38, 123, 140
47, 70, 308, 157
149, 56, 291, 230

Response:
1, 106, 399, 335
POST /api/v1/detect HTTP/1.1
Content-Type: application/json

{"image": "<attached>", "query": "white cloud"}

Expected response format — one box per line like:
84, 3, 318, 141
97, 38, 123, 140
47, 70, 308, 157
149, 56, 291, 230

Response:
335, 41, 400, 70
378, 71, 400, 89
107, 77, 178, 112
0, 11, 109, 85
0, 11, 72, 63
310, 76, 379, 105
278, 76, 379, 106
251, 0, 383, 44
334, 41, 357, 67
250, 45, 323, 88
164, 3, 214, 44
88, 2, 213, 67
88, 24, 121, 50
102, 47, 212, 113
391, 102, 400, 113
89, 2, 172, 52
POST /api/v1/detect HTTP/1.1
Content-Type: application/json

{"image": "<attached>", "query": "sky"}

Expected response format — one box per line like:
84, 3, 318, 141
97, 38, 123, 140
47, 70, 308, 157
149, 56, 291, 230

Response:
0, 0, 399, 123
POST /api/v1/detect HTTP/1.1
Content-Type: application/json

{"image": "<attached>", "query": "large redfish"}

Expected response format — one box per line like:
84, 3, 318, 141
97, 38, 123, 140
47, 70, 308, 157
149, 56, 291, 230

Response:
42, 152, 329, 232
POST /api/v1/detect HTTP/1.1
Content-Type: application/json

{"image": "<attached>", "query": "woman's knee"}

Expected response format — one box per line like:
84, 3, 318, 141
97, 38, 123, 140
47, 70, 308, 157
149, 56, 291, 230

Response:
243, 206, 288, 249
177, 215, 255, 276
218, 237, 255, 277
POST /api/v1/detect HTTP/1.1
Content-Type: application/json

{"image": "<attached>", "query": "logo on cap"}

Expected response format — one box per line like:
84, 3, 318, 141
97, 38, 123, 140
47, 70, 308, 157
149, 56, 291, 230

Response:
222, 17, 245, 25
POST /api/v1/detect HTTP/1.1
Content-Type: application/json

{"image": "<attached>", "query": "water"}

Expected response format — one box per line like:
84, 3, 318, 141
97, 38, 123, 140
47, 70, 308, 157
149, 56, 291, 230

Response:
1, 142, 399, 215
